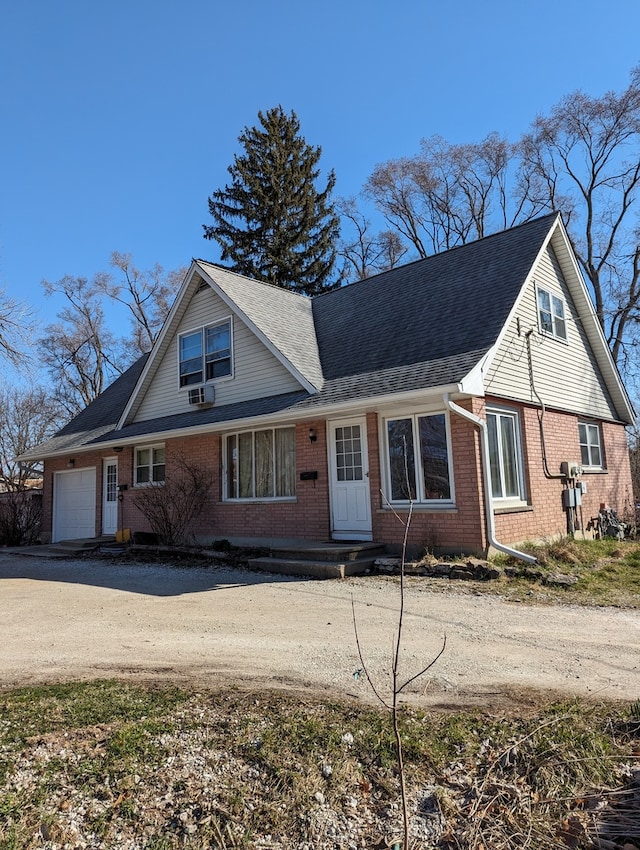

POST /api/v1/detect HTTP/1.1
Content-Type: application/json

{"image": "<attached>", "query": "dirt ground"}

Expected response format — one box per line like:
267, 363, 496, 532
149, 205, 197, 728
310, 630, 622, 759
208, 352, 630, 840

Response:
0, 552, 638, 709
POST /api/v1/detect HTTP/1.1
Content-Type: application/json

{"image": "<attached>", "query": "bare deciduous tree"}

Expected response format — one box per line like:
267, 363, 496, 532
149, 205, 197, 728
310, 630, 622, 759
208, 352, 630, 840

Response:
0, 288, 35, 368
40, 274, 124, 416
98, 253, 184, 357
521, 65, 640, 370
0, 385, 64, 545
364, 133, 545, 258
336, 197, 409, 283
0, 385, 63, 490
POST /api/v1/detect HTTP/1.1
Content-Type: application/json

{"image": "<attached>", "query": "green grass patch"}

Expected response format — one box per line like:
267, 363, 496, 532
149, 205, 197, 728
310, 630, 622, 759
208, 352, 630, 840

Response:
0, 679, 188, 747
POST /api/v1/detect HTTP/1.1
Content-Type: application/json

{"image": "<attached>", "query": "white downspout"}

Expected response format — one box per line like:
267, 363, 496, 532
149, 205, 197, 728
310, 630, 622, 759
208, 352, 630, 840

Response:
444, 394, 537, 564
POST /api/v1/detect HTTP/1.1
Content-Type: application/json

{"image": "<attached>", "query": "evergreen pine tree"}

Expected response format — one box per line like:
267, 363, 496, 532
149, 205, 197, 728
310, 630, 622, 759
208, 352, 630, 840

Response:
203, 106, 340, 295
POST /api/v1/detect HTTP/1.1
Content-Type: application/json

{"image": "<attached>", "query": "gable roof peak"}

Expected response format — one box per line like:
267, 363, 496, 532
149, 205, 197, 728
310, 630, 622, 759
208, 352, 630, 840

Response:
193, 260, 312, 301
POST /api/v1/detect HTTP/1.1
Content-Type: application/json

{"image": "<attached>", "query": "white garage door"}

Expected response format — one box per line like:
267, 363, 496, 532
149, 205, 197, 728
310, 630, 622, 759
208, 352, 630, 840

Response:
53, 468, 96, 542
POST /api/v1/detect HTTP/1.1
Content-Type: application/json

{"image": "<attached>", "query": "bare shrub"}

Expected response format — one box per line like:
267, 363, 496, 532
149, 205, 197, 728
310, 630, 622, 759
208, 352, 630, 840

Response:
0, 490, 42, 546
131, 456, 213, 546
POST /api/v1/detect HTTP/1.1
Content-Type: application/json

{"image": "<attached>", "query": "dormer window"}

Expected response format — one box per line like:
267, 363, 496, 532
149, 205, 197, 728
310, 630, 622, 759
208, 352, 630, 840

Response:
179, 318, 232, 387
536, 286, 567, 340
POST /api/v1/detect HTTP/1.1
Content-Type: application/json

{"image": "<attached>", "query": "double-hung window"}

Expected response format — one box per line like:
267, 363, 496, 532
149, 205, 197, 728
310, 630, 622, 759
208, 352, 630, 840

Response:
536, 285, 567, 340
486, 408, 525, 502
579, 421, 603, 469
385, 413, 452, 503
135, 445, 166, 485
225, 427, 296, 500
179, 318, 232, 387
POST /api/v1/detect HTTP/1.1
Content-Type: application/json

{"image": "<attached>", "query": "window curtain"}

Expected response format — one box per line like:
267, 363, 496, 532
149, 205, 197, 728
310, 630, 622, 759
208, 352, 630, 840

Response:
275, 428, 295, 496
238, 432, 253, 498
255, 430, 273, 498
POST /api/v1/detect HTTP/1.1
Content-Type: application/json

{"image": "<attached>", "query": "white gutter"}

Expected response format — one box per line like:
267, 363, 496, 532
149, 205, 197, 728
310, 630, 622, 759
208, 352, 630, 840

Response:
444, 394, 537, 565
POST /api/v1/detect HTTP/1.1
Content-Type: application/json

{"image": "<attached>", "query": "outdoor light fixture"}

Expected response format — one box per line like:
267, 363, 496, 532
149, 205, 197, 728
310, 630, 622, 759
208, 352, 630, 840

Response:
308, 427, 317, 443
67, 459, 75, 468
114, 446, 123, 453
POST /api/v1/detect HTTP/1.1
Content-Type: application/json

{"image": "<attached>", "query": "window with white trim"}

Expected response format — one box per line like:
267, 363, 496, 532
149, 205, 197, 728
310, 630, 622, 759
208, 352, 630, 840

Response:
225, 427, 295, 499
536, 285, 567, 340
486, 408, 526, 502
385, 413, 452, 503
135, 444, 166, 485
179, 318, 232, 387
579, 421, 603, 468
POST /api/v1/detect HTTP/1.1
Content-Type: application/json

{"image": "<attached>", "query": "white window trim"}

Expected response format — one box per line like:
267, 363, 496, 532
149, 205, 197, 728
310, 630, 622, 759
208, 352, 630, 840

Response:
578, 420, 604, 470
536, 283, 568, 343
486, 405, 527, 507
134, 443, 166, 487
177, 316, 234, 389
381, 409, 455, 506
223, 426, 296, 502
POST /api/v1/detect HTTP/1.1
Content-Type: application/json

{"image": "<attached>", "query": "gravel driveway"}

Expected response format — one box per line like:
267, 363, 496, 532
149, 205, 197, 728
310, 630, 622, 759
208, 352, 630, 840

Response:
1, 553, 638, 708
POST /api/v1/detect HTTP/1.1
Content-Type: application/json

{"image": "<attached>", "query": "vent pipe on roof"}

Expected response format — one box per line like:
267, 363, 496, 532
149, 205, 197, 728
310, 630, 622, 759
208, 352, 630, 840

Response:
444, 394, 537, 565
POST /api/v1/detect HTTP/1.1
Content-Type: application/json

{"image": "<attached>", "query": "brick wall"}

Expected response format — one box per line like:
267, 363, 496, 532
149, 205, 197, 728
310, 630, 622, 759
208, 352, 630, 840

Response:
490, 400, 633, 546
116, 421, 331, 543
370, 403, 487, 555
42, 402, 632, 552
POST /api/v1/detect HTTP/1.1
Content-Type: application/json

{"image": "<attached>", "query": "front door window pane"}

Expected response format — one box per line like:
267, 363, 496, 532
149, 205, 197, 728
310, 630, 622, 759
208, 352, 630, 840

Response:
335, 425, 363, 482
106, 463, 117, 502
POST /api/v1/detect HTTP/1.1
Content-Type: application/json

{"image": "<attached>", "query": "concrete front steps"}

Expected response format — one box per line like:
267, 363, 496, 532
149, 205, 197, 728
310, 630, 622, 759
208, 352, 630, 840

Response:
43, 537, 117, 557
247, 541, 386, 579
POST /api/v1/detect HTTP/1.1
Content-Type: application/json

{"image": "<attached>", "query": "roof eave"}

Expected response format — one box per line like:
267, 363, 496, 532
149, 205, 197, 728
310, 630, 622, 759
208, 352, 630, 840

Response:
36, 381, 478, 459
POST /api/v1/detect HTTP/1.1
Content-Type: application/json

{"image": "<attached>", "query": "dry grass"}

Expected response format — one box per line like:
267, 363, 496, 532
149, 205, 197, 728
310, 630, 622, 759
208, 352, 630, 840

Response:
1, 681, 639, 849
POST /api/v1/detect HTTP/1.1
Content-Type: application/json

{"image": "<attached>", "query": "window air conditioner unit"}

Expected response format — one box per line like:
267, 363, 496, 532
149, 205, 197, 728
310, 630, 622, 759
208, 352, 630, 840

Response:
187, 385, 215, 408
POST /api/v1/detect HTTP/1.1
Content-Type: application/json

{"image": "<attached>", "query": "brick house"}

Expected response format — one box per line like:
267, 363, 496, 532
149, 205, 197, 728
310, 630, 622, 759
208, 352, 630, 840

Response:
22, 213, 635, 558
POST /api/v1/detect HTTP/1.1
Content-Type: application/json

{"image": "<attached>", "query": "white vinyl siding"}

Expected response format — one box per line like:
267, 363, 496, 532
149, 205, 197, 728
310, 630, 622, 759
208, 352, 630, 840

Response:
484, 244, 618, 421
133, 286, 302, 421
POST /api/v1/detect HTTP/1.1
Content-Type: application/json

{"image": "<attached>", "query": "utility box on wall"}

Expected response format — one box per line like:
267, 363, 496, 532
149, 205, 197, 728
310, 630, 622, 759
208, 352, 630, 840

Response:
562, 487, 582, 507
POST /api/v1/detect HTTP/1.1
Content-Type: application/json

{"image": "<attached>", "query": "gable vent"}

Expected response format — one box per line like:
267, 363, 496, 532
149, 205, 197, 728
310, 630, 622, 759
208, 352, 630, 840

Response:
187, 385, 215, 408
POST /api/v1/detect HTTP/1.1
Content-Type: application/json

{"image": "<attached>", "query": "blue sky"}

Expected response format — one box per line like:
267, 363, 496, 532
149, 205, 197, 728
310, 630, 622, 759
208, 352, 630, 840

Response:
1, 0, 639, 339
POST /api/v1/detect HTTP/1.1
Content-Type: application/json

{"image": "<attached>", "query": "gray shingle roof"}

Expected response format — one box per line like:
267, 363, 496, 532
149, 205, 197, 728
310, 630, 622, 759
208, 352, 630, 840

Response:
29, 214, 562, 458
197, 262, 324, 389
313, 213, 557, 379
18, 355, 148, 461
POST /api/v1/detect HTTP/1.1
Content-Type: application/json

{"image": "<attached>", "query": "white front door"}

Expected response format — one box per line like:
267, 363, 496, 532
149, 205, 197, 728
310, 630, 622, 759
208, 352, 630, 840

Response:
328, 418, 372, 541
102, 458, 118, 536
